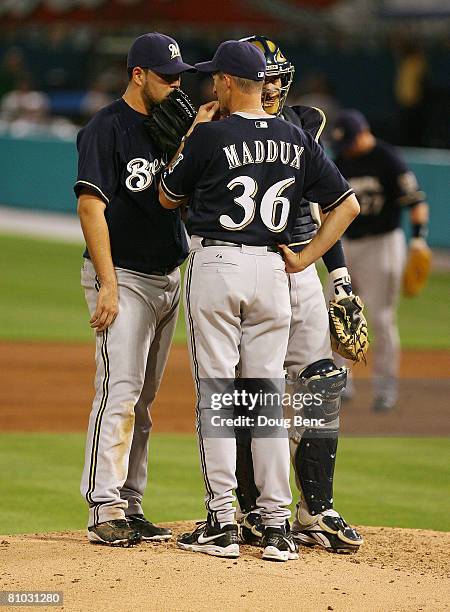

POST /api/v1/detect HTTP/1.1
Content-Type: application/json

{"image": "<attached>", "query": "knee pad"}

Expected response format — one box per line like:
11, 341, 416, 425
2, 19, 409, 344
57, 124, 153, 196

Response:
294, 359, 347, 424
286, 359, 346, 441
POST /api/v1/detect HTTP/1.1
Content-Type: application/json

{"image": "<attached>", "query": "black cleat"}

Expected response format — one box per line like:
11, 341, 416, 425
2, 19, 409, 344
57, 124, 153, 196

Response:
262, 524, 299, 562
127, 514, 172, 541
239, 511, 264, 546
177, 519, 239, 558
292, 510, 363, 553
87, 519, 141, 547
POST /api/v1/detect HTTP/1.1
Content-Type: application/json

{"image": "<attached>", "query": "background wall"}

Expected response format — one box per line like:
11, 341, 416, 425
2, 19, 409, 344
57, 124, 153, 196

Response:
1, 135, 448, 247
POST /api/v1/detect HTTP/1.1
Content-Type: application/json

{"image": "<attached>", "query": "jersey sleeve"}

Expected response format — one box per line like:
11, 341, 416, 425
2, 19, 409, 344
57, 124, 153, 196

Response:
303, 135, 353, 212
160, 124, 214, 202
386, 149, 426, 208
74, 114, 119, 204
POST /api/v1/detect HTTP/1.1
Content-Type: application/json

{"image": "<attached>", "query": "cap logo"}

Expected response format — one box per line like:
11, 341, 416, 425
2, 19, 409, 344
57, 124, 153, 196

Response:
257, 71, 265, 78
168, 43, 181, 60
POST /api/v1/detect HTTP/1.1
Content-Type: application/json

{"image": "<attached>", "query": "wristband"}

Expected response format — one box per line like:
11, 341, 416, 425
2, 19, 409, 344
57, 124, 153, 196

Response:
412, 223, 428, 240
330, 266, 353, 300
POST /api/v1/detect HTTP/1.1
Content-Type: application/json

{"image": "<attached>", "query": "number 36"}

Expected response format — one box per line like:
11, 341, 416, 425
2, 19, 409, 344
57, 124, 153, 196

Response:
220, 176, 295, 233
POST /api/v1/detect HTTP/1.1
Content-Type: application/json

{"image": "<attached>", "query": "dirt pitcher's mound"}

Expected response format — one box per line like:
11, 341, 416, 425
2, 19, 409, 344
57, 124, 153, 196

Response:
1, 523, 449, 612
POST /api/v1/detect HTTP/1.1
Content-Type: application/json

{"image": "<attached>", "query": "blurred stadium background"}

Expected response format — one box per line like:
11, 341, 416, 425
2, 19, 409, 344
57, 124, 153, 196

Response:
0, 0, 449, 535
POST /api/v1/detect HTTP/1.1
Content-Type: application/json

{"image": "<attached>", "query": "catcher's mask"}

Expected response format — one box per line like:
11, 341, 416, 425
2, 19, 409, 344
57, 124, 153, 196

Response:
241, 35, 294, 116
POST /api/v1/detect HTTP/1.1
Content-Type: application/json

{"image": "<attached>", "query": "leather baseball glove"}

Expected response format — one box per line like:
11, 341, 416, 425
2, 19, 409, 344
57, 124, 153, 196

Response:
143, 89, 197, 160
403, 238, 432, 297
329, 295, 369, 363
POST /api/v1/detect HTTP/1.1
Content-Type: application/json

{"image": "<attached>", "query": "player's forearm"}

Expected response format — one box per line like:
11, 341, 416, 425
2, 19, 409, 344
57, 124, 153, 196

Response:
77, 196, 117, 286
299, 195, 359, 269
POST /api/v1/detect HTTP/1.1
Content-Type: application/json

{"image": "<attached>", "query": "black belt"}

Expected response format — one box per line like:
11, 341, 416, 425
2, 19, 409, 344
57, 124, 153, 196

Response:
145, 266, 177, 276
202, 238, 279, 253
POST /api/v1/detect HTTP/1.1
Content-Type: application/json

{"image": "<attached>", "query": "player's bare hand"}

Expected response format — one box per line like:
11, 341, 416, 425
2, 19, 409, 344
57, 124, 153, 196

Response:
90, 283, 119, 332
187, 101, 220, 135
278, 244, 306, 274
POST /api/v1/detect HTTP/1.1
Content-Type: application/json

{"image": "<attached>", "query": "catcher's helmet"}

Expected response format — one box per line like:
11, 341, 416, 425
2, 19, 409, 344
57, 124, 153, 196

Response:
241, 35, 295, 115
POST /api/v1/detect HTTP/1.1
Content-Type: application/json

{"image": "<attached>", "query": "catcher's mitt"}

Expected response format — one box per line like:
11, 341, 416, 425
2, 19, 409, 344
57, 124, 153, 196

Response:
143, 89, 197, 160
329, 295, 369, 363
403, 239, 432, 297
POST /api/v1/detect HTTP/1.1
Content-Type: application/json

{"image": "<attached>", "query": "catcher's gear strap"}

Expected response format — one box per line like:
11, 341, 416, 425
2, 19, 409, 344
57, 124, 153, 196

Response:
329, 295, 369, 363
282, 105, 326, 143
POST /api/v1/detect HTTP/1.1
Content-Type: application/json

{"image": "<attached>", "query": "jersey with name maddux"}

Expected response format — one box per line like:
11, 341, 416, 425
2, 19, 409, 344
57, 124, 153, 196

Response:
161, 114, 352, 246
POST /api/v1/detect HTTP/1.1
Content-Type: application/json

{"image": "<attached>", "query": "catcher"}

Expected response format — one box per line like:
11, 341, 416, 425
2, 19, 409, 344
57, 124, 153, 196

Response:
330, 109, 430, 412
232, 36, 368, 553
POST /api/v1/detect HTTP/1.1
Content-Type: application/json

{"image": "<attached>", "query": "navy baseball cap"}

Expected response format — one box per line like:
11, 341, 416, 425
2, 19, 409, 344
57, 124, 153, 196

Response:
195, 40, 266, 81
331, 110, 369, 153
127, 32, 195, 74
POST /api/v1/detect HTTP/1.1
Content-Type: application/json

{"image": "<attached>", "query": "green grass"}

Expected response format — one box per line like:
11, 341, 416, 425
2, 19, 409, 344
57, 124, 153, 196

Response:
0, 234, 186, 343
1, 233, 449, 348
0, 433, 448, 534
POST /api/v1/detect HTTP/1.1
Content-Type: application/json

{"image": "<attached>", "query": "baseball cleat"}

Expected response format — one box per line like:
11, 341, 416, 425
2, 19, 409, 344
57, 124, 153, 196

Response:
177, 519, 239, 558
292, 509, 363, 553
262, 525, 299, 562
239, 511, 264, 546
87, 519, 141, 547
127, 514, 172, 541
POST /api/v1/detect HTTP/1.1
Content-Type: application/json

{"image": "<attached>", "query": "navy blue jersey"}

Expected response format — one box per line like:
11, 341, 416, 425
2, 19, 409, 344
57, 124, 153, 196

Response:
335, 140, 425, 240
74, 98, 188, 274
282, 105, 325, 251
161, 113, 352, 247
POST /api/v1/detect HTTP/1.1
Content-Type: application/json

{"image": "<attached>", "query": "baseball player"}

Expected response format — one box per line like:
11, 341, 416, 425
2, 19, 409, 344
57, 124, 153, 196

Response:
75, 33, 194, 546
159, 39, 359, 561
233, 36, 365, 554
330, 109, 430, 412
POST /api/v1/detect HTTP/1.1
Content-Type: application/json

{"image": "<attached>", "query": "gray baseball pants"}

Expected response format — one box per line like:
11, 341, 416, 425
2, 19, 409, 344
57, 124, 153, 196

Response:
184, 236, 292, 527
341, 228, 407, 403
80, 258, 180, 528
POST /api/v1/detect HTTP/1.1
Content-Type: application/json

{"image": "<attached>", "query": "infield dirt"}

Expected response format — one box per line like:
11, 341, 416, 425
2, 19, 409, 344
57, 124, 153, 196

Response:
1, 523, 449, 611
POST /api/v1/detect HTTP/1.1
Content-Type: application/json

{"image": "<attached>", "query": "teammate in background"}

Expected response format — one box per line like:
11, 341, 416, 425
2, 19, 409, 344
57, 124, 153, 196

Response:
234, 36, 365, 553
159, 40, 359, 561
330, 109, 429, 412
75, 33, 194, 546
